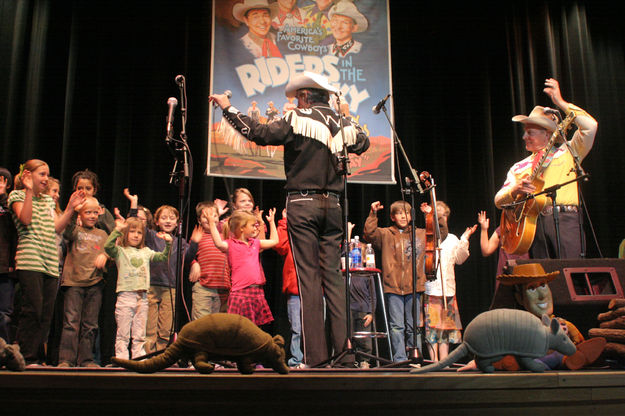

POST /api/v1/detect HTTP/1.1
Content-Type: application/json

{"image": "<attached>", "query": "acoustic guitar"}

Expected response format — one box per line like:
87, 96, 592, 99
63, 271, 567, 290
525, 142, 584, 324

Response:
500, 111, 577, 254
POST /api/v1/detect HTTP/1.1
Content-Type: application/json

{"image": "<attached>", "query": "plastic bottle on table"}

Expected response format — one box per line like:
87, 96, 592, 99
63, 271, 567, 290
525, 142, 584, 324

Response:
351, 236, 362, 268
365, 243, 375, 268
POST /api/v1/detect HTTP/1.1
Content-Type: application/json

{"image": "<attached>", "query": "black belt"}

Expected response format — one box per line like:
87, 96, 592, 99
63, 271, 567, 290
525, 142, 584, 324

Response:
542, 205, 579, 215
287, 190, 340, 199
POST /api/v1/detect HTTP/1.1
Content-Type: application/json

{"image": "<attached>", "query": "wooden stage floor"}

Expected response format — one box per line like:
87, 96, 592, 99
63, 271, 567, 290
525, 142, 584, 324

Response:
2, 366, 625, 415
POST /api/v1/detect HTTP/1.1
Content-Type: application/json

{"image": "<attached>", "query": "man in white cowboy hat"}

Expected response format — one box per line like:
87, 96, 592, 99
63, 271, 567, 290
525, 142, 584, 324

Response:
233, 0, 282, 58
210, 71, 369, 367
328, 0, 368, 57
494, 78, 598, 259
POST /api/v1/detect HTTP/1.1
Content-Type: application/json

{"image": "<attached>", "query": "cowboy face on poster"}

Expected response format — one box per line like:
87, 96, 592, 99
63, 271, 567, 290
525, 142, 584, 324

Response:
208, 0, 394, 184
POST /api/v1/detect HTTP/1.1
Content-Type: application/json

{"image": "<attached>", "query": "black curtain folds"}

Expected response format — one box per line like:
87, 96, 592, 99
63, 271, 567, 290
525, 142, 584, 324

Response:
2, 0, 624, 328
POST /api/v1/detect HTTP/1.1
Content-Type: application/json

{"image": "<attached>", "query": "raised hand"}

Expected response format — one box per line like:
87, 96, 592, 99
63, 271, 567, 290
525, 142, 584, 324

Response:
67, 190, 86, 211
21, 170, 33, 192
265, 207, 276, 223
123, 188, 138, 208
156, 231, 173, 243
208, 93, 231, 110
543, 78, 567, 109
461, 224, 478, 241
214, 198, 229, 217
253, 206, 264, 220
113, 207, 127, 231
347, 222, 355, 240
477, 211, 489, 230
190, 224, 203, 243
206, 209, 217, 225
370, 201, 383, 213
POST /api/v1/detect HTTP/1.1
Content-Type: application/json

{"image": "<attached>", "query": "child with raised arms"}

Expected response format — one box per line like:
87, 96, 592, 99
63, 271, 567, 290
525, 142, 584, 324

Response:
363, 200, 426, 363
57, 196, 109, 367
189, 201, 230, 319
44, 177, 64, 267
208, 208, 278, 326
72, 169, 115, 233
123, 188, 201, 354
8, 159, 85, 365
230, 188, 266, 237
421, 201, 477, 363
477, 210, 529, 291
104, 210, 171, 359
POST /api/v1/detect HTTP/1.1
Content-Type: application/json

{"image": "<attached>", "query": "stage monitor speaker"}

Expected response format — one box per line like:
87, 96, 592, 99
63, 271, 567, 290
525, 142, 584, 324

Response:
491, 258, 625, 337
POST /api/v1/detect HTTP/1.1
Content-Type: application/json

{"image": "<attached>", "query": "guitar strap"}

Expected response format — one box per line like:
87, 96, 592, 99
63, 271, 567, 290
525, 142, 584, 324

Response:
534, 146, 559, 178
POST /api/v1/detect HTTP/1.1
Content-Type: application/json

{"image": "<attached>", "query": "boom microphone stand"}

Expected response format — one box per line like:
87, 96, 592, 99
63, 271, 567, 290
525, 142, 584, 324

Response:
169, 75, 193, 339
373, 97, 427, 368
549, 109, 602, 258
314, 93, 392, 368
136, 76, 193, 364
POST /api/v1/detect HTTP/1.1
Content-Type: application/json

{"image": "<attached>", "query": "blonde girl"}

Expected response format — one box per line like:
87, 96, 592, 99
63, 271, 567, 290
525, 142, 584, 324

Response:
104, 211, 172, 359
208, 208, 278, 326
8, 159, 84, 365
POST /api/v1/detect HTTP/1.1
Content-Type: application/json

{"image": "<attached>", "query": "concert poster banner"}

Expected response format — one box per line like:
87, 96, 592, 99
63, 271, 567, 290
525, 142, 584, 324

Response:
208, 0, 394, 184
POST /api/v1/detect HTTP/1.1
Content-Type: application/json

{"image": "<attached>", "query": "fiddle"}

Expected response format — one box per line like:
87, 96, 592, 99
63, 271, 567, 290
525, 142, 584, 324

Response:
419, 171, 446, 309
419, 172, 440, 281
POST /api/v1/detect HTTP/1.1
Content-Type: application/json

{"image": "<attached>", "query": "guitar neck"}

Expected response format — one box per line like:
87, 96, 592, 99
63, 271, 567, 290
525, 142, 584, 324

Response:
528, 111, 577, 181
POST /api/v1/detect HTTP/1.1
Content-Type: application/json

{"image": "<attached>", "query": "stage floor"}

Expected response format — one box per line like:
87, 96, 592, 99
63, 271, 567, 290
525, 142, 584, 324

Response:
2, 365, 625, 415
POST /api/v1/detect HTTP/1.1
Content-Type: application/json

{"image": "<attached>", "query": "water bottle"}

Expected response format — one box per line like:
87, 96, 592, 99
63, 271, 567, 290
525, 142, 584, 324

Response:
350, 236, 362, 268
365, 243, 375, 269
348, 238, 355, 268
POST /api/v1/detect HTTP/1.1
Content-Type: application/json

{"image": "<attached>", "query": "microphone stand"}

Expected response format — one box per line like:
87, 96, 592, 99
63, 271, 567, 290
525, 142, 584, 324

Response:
171, 77, 192, 340
376, 102, 426, 368
314, 93, 392, 368
134, 79, 192, 363
501, 174, 589, 259
554, 119, 602, 257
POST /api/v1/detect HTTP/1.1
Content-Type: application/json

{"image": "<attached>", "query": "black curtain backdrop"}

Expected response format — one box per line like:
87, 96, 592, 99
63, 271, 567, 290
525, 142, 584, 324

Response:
2, 0, 624, 331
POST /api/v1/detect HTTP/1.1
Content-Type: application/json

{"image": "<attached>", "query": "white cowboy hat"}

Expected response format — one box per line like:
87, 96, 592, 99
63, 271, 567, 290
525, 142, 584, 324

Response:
512, 106, 557, 132
285, 71, 338, 98
328, 1, 368, 33
232, 0, 271, 23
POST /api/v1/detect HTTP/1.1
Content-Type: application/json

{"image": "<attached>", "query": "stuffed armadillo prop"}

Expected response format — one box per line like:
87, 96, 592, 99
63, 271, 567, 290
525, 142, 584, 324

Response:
0, 338, 25, 371
411, 308, 577, 373
111, 313, 289, 374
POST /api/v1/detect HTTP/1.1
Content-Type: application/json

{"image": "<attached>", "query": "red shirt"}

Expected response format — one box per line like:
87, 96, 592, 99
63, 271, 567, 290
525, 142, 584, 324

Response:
196, 231, 230, 289
274, 218, 298, 295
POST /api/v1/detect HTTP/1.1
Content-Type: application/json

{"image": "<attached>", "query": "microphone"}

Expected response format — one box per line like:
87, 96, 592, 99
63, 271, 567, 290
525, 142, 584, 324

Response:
372, 93, 391, 114
175, 75, 185, 86
165, 97, 178, 140
543, 107, 561, 117
210, 90, 233, 107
